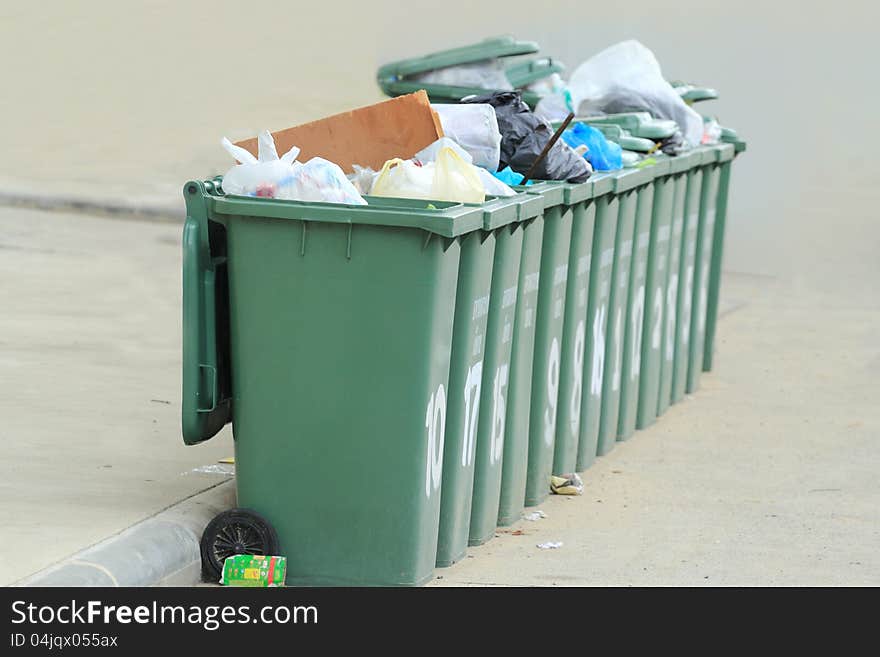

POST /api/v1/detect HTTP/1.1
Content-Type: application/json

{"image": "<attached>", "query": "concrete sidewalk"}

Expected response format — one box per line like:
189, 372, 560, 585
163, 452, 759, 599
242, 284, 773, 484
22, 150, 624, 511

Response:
0, 206, 234, 586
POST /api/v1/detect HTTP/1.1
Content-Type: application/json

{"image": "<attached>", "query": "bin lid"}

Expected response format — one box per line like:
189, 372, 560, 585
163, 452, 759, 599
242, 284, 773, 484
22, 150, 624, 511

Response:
610, 165, 654, 193
377, 36, 539, 82
581, 113, 678, 140
505, 57, 565, 88
590, 171, 617, 197
592, 124, 655, 153
511, 181, 566, 208
670, 81, 719, 103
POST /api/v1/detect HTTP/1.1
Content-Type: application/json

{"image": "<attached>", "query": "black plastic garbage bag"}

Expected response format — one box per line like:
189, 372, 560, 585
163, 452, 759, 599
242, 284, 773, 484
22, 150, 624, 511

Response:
463, 91, 590, 183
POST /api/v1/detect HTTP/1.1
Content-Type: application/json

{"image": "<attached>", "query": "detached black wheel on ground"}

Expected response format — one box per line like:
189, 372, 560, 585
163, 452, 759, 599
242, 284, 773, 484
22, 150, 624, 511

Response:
200, 508, 280, 582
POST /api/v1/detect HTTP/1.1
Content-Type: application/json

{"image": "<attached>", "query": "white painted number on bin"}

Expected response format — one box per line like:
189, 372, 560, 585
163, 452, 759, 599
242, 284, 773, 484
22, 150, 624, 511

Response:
544, 338, 560, 446
682, 266, 693, 345
461, 361, 483, 468
570, 320, 585, 437
630, 285, 645, 380
612, 307, 623, 392
699, 256, 710, 333
665, 274, 679, 362
590, 305, 606, 397
490, 363, 509, 465
651, 286, 664, 351
424, 384, 446, 498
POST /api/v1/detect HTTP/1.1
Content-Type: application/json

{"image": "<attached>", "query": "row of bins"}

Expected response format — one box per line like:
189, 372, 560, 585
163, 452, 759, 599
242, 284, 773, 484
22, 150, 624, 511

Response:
181, 134, 745, 586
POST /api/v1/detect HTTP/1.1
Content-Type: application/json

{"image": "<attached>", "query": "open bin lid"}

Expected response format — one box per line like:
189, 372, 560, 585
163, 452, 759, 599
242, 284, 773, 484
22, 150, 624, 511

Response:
377, 36, 543, 106
579, 112, 678, 140
590, 123, 656, 153
670, 82, 719, 104
505, 57, 565, 88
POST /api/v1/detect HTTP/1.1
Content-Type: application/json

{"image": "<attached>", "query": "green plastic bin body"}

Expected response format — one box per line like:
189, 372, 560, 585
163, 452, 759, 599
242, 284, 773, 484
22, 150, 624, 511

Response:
468, 196, 542, 545
496, 213, 544, 525
656, 168, 689, 417
595, 168, 652, 456
616, 168, 657, 440
434, 230, 496, 567
182, 182, 486, 586
670, 165, 704, 404
685, 147, 725, 394
703, 139, 745, 372
636, 158, 683, 429
574, 180, 618, 471
518, 184, 573, 506
551, 182, 596, 475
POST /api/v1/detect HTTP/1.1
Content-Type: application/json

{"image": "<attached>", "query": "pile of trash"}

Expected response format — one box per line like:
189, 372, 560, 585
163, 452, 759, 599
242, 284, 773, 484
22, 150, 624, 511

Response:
219, 88, 594, 206
218, 39, 727, 206
375, 38, 728, 171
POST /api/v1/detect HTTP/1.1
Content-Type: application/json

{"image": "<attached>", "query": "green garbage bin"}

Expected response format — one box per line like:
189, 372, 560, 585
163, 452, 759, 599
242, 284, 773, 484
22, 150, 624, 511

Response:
182, 180, 486, 586
636, 153, 694, 429
703, 132, 746, 372
469, 194, 543, 545
376, 36, 544, 107
512, 183, 573, 506
596, 165, 654, 456
656, 153, 694, 417
434, 199, 507, 567
669, 153, 706, 405
497, 202, 544, 525
616, 161, 660, 440
686, 143, 735, 394
574, 174, 618, 471
551, 180, 596, 476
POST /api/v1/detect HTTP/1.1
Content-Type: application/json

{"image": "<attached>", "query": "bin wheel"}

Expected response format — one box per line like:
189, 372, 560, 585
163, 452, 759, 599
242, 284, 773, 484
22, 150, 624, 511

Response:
200, 508, 280, 582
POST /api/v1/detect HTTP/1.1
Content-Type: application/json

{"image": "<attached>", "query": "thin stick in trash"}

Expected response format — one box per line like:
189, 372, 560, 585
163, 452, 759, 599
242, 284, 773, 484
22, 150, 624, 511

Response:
520, 112, 575, 185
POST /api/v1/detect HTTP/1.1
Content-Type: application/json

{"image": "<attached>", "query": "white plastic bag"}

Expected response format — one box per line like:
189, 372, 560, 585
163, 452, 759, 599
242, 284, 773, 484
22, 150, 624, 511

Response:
413, 60, 513, 91
415, 137, 473, 166
476, 167, 516, 197
347, 165, 378, 196
370, 147, 485, 204
221, 130, 365, 204
289, 157, 367, 205
432, 104, 502, 171
566, 40, 704, 146
220, 131, 300, 198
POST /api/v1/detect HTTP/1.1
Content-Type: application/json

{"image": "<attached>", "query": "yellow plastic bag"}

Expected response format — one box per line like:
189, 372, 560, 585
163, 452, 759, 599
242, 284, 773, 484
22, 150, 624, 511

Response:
432, 147, 485, 203
371, 148, 485, 204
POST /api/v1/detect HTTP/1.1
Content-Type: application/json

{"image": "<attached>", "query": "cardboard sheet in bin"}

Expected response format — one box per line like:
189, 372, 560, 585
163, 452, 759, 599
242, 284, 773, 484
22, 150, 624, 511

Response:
235, 91, 444, 172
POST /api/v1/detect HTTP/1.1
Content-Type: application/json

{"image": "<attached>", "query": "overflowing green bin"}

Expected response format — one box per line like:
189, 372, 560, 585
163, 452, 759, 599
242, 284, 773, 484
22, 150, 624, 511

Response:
703, 132, 746, 372
550, 180, 595, 476
636, 153, 694, 428
685, 144, 735, 394
574, 174, 618, 471
656, 161, 689, 417
434, 203, 502, 567
616, 164, 657, 440
669, 158, 704, 405
508, 183, 572, 507
469, 194, 543, 545
182, 181, 487, 586
497, 204, 544, 525
595, 166, 654, 456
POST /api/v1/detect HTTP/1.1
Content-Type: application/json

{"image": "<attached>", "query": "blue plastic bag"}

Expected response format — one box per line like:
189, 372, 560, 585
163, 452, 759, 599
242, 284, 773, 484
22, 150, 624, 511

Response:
492, 166, 532, 186
561, 123, 623, 171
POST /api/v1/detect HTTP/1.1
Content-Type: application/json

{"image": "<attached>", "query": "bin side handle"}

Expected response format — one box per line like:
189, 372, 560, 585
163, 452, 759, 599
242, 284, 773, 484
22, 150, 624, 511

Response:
182, 181, 233, 445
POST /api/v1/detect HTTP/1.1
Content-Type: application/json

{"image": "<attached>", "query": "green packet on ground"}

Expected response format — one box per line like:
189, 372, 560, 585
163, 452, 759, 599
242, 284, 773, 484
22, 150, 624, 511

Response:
220, 555, 286, 587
